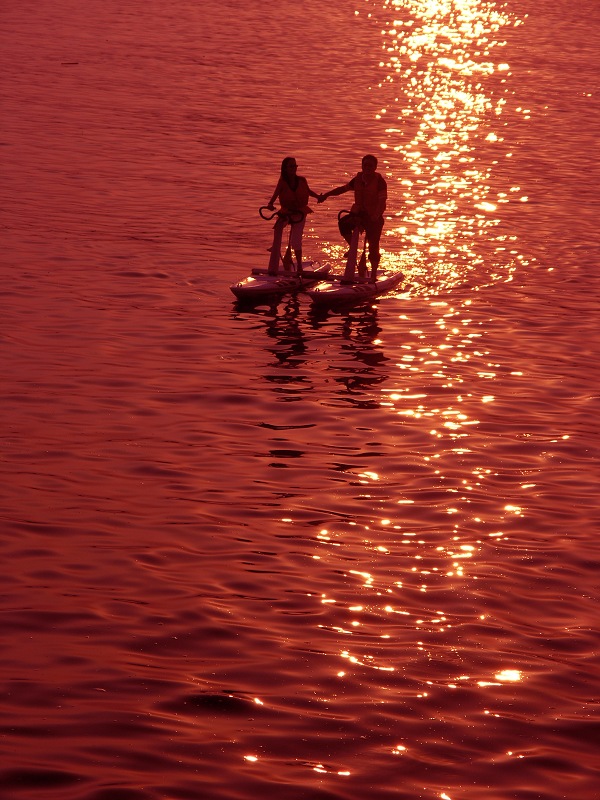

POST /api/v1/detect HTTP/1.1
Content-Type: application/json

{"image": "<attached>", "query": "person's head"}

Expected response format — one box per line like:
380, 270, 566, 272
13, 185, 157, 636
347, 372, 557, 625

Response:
362, 154, 378, 174
281, 157, 298, 182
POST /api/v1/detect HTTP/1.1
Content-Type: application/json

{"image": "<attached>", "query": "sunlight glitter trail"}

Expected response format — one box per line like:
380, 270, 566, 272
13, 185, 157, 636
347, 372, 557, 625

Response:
366, 0, 527, 287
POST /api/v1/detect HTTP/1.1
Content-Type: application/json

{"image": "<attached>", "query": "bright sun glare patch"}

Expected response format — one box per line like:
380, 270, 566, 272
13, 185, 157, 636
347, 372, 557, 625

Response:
374, 0, 520, 290
495, 669, 522, 682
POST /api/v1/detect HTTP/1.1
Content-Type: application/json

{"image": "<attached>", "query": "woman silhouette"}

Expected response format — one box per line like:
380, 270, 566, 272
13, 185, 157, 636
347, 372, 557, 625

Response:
266, 157, 320, 275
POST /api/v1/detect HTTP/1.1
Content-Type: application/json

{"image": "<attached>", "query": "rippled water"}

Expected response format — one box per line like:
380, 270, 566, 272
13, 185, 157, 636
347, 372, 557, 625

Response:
1, 0, 599, 798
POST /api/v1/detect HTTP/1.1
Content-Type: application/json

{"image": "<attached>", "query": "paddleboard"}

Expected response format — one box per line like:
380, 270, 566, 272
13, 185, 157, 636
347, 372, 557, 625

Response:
306, 271, 404, 308
230, 263, 332, 301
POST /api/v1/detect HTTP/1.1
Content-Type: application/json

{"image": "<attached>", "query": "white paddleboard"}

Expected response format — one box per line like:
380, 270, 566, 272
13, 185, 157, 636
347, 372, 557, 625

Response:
306, 271, 404, 307
230, 263, 332, 301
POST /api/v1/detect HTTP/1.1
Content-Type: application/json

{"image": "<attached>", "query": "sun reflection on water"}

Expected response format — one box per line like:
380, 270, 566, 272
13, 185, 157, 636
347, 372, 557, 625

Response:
362, 0, 529, 288
310, 516, 487, 678
299, 1, 538, 790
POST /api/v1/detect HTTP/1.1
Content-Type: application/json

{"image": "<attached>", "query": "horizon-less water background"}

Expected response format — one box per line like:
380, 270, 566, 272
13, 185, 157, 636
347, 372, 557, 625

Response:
1, 0, 599, 798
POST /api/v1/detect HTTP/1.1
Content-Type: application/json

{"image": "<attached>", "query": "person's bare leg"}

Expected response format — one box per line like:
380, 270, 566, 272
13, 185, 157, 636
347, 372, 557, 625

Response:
268, 218, 286, 275
342, 226, 361, 283
294, 249, 303, 276
366, 220, 383, 282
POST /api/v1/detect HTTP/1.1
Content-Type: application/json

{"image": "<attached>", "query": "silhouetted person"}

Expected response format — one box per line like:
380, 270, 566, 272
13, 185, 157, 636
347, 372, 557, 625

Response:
319, 154, 387, 280
267, 157, 320, 275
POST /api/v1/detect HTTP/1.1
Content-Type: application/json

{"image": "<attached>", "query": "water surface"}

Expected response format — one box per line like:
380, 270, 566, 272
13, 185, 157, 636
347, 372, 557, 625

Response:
1, 0, 599, 798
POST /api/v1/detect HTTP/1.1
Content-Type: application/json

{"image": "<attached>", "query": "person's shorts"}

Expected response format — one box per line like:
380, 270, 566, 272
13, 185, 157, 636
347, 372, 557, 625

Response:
339, 212, 383, 245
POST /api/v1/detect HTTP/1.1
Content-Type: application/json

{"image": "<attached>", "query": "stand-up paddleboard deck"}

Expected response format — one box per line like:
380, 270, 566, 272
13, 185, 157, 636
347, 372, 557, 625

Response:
230, 263, 331, 301
306, 271, 404, 307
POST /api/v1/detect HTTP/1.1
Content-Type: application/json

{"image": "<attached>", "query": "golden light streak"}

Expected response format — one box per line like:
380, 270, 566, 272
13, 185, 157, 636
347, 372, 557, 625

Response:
495, 669, 522, 682
369, 0, 525, 291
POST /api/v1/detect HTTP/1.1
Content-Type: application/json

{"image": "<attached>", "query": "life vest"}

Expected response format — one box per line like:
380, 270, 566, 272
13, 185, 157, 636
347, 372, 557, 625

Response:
351, 172, 387, 220
278, 176, 312, 215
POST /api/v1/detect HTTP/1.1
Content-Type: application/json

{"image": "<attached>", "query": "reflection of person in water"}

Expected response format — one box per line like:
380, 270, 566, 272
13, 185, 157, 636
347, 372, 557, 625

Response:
264, 295, 307, 368
318, 154, 387, 279
267, 157, 320, 275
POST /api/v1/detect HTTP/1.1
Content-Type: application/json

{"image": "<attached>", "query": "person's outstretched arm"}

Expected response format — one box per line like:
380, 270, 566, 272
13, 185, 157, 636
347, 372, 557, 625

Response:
319, 181, 352, 203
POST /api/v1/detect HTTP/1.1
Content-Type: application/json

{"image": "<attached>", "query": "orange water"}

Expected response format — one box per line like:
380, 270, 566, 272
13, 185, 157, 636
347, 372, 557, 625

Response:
1, 0, 599, 798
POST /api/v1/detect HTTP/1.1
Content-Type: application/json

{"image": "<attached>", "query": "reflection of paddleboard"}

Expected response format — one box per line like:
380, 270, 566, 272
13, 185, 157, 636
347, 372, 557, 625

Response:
307, 271, 404, 308
230, 263, 332, 301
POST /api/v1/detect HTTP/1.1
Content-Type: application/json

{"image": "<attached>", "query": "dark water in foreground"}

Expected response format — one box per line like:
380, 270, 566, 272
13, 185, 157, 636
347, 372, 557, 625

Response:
1, 0, 599, 798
